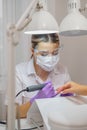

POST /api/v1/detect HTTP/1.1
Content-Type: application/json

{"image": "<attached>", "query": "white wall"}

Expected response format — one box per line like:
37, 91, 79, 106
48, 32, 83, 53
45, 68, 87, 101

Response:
0, 0, 2, 18
55, 0, 87, 84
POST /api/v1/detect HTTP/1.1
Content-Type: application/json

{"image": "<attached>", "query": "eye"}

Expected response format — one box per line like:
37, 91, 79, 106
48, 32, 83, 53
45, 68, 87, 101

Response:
40, 52, 49, 56
52, 50, 59, 55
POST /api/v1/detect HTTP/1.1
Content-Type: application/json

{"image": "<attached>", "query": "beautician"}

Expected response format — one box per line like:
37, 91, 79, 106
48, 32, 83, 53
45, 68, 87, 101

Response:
15, 33, 71, 118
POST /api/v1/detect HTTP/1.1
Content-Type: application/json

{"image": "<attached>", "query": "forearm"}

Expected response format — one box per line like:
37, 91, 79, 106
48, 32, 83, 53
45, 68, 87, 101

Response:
16, 101, 31, 118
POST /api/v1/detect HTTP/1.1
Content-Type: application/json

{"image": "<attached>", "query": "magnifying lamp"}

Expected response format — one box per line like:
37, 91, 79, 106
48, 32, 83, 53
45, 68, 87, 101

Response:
59, 0, 87, 36
7, 0, 59, 130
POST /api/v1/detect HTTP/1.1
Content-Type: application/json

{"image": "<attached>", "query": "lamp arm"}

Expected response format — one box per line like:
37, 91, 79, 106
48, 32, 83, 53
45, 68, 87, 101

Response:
7, 0, 47, 44
16, 0, 39, 31
7, 0, 46, 45
7, 0, 40, 46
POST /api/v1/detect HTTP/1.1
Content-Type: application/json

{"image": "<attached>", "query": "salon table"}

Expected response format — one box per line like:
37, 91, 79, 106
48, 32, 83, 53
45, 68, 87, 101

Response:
0, 95, 87, 130
27, 95, 87, 130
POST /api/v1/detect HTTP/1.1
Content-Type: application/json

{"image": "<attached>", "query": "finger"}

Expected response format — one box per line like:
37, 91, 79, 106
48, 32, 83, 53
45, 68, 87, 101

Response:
54, 93, 58, 97
61, 88, 74, 94
56, 87, 64, 93
56, 83, 71, 93
52, 91, 58, 97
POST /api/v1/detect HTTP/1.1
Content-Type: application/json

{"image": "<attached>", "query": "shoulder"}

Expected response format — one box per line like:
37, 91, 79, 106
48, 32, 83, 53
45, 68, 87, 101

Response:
15, 62, 29, 84
16, 58, 34, 76
15, 61, 31, 77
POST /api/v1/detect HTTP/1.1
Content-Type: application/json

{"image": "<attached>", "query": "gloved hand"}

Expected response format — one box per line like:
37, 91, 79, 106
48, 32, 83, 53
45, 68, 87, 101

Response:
30, 81, 57, 104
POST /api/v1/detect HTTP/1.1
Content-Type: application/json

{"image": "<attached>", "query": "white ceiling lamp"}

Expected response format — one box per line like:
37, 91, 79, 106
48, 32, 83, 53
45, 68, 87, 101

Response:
24, 0, 59, 34
24, 9, 59, 34
59, 0, 87, 36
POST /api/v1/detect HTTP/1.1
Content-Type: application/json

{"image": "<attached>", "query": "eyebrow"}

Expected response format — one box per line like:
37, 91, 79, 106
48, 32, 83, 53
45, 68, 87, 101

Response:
39, 48, 59, 52
39, 50, 49, 52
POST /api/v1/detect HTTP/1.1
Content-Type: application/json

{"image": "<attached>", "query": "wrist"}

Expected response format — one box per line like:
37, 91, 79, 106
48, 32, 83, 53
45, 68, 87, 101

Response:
30, 95, 37, 104
30, 97, 34, 104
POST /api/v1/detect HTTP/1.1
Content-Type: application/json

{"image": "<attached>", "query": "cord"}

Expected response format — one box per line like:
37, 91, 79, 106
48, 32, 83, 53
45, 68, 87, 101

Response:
16, 89, 26, 97
16, 83, 45, 97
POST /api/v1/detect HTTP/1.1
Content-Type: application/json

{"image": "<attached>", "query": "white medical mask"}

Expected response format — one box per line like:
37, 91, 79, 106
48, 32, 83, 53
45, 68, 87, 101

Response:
36, 54, 60, 72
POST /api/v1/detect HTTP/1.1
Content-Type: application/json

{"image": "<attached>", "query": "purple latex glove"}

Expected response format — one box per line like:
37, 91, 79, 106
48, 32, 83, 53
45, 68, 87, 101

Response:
30, 81, 57, 103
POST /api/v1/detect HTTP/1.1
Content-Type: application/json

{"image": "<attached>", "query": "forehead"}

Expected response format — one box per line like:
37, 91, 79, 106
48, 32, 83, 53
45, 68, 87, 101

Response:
37, 42, 59, 51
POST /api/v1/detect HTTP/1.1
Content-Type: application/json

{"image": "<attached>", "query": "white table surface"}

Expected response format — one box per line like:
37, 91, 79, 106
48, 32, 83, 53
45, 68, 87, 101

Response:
1, 95, 87, 130
35, 96, 87, 130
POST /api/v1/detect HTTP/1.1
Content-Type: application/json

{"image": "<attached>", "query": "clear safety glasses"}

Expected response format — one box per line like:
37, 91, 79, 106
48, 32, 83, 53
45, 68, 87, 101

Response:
34, 45, 63, 57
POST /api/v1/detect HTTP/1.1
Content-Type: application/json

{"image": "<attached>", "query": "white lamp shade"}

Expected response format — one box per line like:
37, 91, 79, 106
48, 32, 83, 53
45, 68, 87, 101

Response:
59, 11, 87, 36
24, 10, 59, 34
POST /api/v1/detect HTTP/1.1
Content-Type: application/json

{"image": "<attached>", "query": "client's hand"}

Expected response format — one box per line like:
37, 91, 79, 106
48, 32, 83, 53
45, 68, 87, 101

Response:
30, 81, 57, 103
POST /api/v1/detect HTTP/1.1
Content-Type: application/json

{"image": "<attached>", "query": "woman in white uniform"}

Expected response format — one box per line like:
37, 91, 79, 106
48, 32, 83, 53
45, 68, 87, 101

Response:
15, 33, 71, 118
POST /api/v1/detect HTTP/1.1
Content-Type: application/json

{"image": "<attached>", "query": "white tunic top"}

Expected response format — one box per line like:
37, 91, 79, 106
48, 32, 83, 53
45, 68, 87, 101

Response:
15, 58, 71, 104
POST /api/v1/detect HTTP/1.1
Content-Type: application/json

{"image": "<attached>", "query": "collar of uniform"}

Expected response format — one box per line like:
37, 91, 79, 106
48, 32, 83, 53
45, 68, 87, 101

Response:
27, 58, 36, 76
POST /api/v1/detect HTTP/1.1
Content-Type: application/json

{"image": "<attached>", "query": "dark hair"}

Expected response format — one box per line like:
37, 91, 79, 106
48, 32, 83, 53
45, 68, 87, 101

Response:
31, 33, 60, 49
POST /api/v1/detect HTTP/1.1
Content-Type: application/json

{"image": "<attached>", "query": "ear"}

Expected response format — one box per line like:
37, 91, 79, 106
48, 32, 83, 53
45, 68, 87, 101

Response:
31, 48, 34, 56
